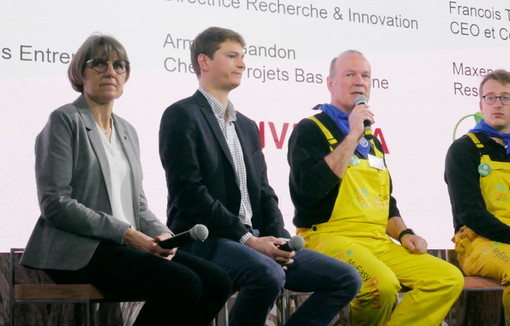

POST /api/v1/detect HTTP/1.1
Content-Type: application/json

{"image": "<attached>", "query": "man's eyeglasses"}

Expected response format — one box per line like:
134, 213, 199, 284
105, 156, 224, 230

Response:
85, 58, 130, 74
482, 94, 510, 105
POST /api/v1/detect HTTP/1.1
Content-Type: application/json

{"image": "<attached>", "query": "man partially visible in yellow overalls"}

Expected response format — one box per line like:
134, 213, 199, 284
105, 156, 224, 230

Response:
287, 50, 464, 326
445, 69, 510, 324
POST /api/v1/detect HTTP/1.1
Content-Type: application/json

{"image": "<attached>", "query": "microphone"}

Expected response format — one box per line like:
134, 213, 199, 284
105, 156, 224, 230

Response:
158, 224, 209, 249
278, 235, 305, 252
354, 95, 373, 140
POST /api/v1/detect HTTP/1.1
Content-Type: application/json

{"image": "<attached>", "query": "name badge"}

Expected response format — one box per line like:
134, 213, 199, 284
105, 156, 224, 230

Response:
368, 154, 386, 170
478, 163, 491, 176
349, 155, 360, 166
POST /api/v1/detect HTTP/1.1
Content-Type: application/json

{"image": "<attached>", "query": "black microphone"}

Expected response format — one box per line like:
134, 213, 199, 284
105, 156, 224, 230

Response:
278, 235, 305, 252
354, 95, 373, 140
158, 224, 209, 249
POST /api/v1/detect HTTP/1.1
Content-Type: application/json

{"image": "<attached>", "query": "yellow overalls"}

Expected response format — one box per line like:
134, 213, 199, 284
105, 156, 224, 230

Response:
454, 133, 510, 324
298, 117, 463, 326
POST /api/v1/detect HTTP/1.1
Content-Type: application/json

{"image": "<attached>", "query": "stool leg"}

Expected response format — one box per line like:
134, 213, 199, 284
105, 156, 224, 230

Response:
93, 303, 101, 326
224, 301, 229, 326
281, 290, 289, 325
10, 304, 15, 326
86, 302, 92, 326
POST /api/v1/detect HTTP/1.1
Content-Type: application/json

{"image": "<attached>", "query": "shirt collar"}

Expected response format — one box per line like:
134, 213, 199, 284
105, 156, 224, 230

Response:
198, 87, 237, 122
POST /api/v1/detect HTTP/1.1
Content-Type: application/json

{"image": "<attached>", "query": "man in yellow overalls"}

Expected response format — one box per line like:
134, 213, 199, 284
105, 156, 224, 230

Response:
445, 69, 510, 324
287, 50, 464, 325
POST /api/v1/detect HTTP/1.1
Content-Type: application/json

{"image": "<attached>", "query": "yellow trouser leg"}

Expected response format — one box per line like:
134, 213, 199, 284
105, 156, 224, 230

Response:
379, 243, 464, 326
456, 235, 510, 324
306, 233, 399, 326
305, 232, 464, 326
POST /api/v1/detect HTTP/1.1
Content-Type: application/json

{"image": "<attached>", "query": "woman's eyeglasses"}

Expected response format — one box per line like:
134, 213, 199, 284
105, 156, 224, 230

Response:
85, 58, 129, 74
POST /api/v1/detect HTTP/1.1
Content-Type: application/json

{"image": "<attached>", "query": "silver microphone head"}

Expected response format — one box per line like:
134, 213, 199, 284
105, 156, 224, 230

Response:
288, 235, 305, 251
354, 95, 368, 106
190, 224, 209, 242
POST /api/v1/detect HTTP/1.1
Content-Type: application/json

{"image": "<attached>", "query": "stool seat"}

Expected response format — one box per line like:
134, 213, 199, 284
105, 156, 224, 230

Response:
14, 283, 104, 301
464, 276, 504, 291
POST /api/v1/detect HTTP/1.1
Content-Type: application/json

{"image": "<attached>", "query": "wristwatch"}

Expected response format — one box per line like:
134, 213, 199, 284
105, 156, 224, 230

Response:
398, 228, 415, 243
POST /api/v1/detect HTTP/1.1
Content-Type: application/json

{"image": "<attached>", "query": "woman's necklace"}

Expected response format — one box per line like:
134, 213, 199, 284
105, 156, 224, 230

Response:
101, 118, 112, 141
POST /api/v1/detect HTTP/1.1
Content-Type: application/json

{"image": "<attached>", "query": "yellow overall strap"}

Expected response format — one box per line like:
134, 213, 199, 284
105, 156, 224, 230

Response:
308, 116, 383, 158
370, 138, 384, 158
308, 116, 337, 151
466, 133, 490, 160
466, 133, 484, 149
